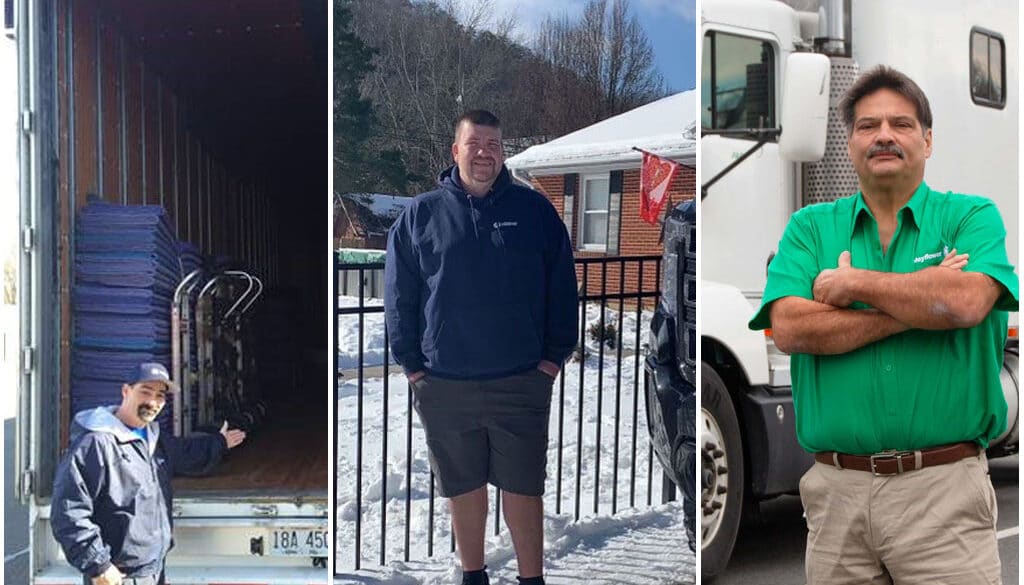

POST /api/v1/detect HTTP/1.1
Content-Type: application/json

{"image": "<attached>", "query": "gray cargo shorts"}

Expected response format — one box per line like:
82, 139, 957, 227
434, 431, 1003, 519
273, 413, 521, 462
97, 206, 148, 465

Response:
410, 368, 555, 498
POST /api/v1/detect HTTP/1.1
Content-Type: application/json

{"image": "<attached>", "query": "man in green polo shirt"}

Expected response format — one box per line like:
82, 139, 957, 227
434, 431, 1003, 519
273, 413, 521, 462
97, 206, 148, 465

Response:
749, 66, 1018, 585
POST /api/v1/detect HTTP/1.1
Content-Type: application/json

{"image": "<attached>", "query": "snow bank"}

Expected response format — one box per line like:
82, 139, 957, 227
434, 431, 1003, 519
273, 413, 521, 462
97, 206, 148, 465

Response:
336, 502, 694, 584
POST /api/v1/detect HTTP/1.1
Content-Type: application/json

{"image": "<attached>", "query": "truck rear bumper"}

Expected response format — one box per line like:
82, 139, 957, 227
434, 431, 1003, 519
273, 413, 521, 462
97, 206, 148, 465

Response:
32, 505, 328, 584
32, 566, 327, 585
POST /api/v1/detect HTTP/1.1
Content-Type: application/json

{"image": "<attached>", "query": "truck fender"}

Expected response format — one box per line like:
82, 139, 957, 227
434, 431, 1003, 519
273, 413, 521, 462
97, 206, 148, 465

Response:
701, 280, 770, 386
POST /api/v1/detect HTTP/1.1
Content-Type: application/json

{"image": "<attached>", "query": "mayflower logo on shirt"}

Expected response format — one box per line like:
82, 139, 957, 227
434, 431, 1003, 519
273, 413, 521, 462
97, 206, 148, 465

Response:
494, 221, 518, 228
914, 245, 950, 264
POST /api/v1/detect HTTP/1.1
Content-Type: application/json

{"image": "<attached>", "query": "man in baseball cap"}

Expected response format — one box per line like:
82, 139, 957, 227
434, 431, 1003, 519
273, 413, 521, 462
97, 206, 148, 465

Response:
128, 362, 180, 390
121, 362, 179, 428
51, 363, 246, 585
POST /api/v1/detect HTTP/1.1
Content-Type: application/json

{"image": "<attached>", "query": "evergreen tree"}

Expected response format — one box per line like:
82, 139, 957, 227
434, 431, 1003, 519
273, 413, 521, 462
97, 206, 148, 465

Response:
334, 0, 414, 194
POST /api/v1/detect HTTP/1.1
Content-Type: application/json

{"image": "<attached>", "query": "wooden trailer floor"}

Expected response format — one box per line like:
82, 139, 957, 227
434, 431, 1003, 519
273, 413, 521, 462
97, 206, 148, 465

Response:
172, 405, 326, 496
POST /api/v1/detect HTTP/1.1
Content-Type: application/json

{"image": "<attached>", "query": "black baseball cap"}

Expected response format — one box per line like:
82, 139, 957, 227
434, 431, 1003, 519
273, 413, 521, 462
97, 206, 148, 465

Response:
127, 362, 180, 392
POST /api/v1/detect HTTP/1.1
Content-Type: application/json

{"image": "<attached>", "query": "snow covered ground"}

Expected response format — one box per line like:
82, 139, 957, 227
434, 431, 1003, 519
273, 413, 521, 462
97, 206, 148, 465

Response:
336, 297, 694, 583
337, 296, 393, 370
336, 502, 694, 584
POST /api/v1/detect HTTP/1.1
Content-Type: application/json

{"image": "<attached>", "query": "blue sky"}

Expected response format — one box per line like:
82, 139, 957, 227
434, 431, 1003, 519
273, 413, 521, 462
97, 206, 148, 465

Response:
447, 0, 697, 93
633, 0, 697, 92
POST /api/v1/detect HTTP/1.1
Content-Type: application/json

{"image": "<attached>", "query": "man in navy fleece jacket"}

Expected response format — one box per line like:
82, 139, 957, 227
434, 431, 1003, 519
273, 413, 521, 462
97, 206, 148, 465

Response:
385, 110, 578, 585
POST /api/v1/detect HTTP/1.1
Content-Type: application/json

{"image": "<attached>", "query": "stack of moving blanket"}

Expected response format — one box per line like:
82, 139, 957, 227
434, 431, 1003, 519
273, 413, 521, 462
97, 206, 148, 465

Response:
71, 202, 181, 428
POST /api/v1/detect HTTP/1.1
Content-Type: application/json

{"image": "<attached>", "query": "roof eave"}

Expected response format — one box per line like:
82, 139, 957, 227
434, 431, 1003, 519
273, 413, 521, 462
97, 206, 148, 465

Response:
507, 145, 696, 177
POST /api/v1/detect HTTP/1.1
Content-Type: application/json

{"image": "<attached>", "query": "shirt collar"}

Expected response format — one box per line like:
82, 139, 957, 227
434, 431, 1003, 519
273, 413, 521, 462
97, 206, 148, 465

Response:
851, 181, 930, 231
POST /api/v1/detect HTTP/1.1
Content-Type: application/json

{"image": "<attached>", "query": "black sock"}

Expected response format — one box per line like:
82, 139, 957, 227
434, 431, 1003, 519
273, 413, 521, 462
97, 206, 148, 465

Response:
516, 577, 544, 585
461, 565, 489, 585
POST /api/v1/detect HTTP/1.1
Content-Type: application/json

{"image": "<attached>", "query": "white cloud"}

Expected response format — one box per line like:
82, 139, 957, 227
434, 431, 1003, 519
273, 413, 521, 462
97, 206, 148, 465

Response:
439, 0, 695, 45
438, 0, 589, 44
634, 0, 697, 21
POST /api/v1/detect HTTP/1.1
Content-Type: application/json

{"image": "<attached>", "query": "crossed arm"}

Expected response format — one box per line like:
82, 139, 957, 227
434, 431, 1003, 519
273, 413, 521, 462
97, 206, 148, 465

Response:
771, 250, 1002, 355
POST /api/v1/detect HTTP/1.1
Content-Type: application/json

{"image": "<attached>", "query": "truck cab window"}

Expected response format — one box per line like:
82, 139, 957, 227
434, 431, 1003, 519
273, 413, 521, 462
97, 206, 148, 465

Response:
970, 28, 1005, 108
702, 32, 776, 133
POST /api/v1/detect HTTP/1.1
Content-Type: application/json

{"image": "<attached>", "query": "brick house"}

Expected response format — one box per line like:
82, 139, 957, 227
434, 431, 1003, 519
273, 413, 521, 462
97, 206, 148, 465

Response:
506, 90, 696, 296
334, 192, 412, 249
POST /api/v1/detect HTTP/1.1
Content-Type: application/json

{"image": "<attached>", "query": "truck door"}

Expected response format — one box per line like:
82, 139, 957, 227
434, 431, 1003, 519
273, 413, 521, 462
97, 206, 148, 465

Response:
701, 30, 793, 295
15, 0, 34, 507
15, 0, 61, 506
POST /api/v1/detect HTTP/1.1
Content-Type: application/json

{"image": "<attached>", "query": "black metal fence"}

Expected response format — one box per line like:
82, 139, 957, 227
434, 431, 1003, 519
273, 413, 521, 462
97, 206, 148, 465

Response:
334, 255, 675, 572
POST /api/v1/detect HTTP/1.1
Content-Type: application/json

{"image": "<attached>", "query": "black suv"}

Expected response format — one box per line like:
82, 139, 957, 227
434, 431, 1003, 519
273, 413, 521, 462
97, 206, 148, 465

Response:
644, 200, 697, 551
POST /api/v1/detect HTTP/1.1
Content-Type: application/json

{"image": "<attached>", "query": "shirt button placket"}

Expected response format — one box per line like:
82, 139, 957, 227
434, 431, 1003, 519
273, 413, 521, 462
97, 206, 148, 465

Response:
881, 350, 898, 417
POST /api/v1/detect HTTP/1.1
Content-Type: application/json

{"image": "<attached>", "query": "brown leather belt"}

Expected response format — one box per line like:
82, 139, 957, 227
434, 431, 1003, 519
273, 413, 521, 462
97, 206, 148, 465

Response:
814, 442, 979, 476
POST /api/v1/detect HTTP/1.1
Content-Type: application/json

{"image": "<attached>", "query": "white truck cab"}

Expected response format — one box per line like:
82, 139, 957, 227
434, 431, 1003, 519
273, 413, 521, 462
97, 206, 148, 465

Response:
699, 0, 1019, 578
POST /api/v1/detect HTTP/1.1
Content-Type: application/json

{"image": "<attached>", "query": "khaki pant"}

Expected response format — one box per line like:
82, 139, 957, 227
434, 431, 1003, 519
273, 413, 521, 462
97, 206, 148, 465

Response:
799, 452, 1000, 585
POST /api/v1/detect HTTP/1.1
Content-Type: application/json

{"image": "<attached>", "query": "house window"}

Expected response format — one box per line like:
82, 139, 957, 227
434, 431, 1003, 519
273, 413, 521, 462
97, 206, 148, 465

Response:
970, 28, 1005, 108
702, 31, 776, 134
579, 174, 609, 251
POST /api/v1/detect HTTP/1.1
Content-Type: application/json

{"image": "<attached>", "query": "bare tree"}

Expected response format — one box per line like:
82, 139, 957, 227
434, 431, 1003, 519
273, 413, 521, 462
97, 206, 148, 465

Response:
344, 0, 666, 193
440, 0, 516, 38
534, 0, 665, 121
351, 0, 548, 191
606, 0, 664, 111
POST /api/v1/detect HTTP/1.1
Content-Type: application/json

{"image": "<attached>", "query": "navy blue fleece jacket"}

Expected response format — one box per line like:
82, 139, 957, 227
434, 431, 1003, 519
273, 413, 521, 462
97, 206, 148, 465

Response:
384, 164, 579, 379
51, 406, 226, 578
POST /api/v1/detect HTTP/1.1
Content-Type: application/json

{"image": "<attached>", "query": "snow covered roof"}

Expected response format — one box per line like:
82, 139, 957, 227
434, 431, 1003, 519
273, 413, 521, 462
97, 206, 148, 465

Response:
506, 90, 697, 175
345, 192, 410, 217
337, 193, 412, 237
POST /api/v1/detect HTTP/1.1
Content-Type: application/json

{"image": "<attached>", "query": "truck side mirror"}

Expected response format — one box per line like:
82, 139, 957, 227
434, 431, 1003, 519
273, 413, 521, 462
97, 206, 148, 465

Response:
779, 53, 831, 162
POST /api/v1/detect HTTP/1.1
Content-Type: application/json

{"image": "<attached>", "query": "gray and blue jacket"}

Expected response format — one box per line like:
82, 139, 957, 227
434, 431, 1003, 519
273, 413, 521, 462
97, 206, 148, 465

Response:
51, 406, 226, 578
385, 164, 579, 379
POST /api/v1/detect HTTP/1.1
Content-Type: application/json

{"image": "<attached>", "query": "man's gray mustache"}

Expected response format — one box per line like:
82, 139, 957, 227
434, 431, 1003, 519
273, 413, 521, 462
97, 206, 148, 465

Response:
868, 144, 905, 159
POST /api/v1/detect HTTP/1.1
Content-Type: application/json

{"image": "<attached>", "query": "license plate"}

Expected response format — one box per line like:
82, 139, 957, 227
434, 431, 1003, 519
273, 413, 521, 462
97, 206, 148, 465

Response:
268, 528, 329, 556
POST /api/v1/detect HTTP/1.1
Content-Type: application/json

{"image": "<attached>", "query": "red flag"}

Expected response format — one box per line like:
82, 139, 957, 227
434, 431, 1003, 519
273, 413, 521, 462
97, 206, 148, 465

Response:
639, 150, 681, 225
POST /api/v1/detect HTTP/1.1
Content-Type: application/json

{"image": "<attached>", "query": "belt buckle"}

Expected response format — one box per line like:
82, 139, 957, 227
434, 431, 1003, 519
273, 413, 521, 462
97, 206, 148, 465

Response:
869, 450, 907, 476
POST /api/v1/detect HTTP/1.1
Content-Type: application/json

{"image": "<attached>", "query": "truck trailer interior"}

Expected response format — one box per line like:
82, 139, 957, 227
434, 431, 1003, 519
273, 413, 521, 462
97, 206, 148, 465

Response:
34, 0, 328, 498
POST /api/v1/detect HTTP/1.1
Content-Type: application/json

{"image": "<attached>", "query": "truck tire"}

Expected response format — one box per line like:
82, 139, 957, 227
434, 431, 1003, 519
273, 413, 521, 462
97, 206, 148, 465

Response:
700, 362, 743, 580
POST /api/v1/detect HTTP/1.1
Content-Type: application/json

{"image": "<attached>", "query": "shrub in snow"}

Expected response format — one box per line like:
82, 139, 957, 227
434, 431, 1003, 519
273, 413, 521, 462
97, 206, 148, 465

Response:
588, 322, 618, 349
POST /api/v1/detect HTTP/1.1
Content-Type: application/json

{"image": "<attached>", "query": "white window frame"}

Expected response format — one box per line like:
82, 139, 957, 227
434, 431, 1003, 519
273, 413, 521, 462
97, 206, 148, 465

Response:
577, 172, 610, 252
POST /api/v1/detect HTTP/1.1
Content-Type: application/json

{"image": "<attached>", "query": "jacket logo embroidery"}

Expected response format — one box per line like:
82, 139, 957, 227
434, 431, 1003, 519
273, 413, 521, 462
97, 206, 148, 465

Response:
493, 221, 518, 228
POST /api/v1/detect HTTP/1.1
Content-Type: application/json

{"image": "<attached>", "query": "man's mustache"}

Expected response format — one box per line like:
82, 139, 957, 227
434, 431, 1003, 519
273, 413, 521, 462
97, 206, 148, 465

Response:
868, 144, 905, 159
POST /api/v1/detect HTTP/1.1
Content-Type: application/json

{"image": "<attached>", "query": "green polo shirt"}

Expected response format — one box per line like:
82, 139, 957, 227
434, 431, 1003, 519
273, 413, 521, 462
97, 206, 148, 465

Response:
750, 182, 1019, 455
